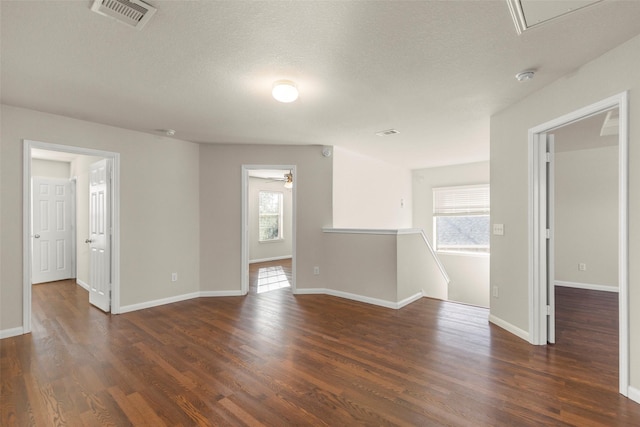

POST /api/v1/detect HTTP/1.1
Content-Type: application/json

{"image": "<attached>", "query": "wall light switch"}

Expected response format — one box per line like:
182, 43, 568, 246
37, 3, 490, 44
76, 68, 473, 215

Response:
493, 224, 504, 236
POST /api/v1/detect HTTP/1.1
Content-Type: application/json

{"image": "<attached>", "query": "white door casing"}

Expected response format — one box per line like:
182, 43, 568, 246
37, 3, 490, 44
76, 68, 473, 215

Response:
528, 91, 628, 396
31, 177, 73, 284
546, 134, 556, 344
24, 140, 121, 335
241, 165, 297, 295
88, 159, 111, 312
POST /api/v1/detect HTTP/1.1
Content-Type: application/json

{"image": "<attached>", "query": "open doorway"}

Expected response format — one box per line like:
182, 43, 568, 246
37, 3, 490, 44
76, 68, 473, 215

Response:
23, 140, 121, 333
528, 92, 628, 396
241, 166, 296, 295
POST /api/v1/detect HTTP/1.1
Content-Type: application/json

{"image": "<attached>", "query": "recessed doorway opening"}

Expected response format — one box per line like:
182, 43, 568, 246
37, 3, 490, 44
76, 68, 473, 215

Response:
241, 165, 296, 295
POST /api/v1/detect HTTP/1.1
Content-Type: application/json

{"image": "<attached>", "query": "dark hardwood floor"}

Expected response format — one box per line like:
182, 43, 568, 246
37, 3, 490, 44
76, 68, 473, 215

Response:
1, 273, 638, 426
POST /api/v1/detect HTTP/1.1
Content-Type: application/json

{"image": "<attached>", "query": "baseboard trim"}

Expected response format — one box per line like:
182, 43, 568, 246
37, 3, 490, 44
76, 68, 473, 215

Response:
397, 291, 424, 309
293, 288, 326, 295
249, 256, 292, 264
555, 281, 618, 293
199, 290, 245, 297
326, 289, 400, 309
119, 292, 201, 314
0, 326, 25, 339
294, 287, 421, 310
629, 386, 640, 404
489, 314, 530, 343
76, 279, 89, 291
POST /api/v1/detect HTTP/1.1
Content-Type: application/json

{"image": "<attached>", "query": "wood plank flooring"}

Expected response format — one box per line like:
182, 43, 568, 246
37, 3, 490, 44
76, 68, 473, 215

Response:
1, 269, 639, 426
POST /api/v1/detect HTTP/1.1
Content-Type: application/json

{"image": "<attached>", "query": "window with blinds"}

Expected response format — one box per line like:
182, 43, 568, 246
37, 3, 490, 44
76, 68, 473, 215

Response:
433, 184, 490, 253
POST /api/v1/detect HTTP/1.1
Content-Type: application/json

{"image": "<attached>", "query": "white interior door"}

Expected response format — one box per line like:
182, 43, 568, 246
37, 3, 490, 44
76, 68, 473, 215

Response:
88, 159, 111, 312
31, 177, 73, 284
546, 134, 556, 344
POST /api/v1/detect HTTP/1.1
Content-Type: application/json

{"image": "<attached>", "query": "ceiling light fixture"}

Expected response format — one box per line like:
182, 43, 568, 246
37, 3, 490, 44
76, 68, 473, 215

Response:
283, 171, 293, 189
272, 80, 299, 103
515, 70, 535, 82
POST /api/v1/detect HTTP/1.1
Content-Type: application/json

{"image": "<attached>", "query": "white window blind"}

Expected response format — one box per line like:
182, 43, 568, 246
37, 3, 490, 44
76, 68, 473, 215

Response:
433, 184, 490, 216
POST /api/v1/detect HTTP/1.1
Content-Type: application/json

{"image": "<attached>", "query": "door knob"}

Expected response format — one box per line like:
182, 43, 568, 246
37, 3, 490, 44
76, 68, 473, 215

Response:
85, 239, 94, 243
34, 234, 40, 238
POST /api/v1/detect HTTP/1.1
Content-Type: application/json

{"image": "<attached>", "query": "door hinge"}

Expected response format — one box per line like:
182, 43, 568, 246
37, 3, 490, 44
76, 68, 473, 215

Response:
546, 305, 552, 316
545, 152, 552, 162
546, 229, 551, 239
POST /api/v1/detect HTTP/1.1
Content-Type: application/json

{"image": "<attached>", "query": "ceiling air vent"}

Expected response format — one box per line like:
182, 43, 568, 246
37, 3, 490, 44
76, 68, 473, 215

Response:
375, 129, 400, 137
91, 0, 157, 30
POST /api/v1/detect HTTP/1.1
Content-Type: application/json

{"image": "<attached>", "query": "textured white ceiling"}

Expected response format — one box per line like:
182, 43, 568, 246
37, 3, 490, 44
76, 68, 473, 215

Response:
2, 1, 640, 169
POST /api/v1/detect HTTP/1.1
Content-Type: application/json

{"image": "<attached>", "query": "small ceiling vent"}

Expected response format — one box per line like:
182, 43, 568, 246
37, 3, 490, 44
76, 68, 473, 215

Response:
375, 129, 400, 137
91, 0, 157, 30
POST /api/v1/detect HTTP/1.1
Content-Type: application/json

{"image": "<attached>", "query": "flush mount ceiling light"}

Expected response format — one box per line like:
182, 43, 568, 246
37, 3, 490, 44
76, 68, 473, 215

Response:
272, 80, 299, 103
515, 70, 535, 82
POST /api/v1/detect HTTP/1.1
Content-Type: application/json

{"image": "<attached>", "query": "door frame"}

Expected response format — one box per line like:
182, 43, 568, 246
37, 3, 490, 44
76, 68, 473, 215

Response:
23, 140, 121, 333
528, 91, 628, 395
241, 165, 297, 295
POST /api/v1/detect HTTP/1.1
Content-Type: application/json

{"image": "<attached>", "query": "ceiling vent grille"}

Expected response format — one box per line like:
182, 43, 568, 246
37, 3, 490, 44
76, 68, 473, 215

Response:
375, 129, 400, 137
91, 0, 157, 30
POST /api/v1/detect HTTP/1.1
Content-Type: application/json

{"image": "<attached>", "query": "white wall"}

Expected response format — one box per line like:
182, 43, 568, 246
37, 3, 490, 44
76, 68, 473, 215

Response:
333, 146, 412, 229
31, 159, 70, 179
397, 232, 448, 301
324, 232, 398, 301
490, 34, 640, 391
248, 177, 293, 262
199, 144, 332, 293
0, 105, 201, 331
554, 145, 618, 288
412, 161, 490, 307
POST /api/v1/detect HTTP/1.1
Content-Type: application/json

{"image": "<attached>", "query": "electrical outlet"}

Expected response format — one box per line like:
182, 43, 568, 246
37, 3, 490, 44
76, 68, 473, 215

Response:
171, 272, 178, 282
313, 266, 320, 275
493, 286, 499, 298
578, 263, 586, 272
493, 224, 504, 236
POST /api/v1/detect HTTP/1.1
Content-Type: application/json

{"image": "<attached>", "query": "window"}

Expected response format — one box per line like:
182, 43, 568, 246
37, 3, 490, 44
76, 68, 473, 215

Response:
259, 191, 283, 241
433, 184, 490, 254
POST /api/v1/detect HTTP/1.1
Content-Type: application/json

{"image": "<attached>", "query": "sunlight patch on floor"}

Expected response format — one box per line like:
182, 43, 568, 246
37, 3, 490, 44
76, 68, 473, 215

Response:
257, 265, 290, 294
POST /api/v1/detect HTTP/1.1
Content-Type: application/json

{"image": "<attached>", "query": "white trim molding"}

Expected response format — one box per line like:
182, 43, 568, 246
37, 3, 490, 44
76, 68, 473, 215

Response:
294, 288, 423, 310
119, 292, 201, 314
76, 279, 90, 291
555, 281, 618, 293
489, 314, 530, 342
629, 386, 640, 405
23, 140, 122, 331
527, 91, 629, 397
242, 165, 297, 296
323, 227, 402, 235
0, 327, 25, 340
199, 290, 245, 297
249, 255, 292, 264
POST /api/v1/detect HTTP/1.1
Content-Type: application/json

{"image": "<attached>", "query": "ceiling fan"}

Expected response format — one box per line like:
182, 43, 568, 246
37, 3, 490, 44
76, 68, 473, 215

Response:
265, 170, 293, 188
